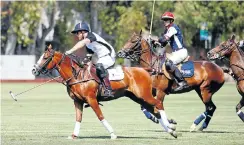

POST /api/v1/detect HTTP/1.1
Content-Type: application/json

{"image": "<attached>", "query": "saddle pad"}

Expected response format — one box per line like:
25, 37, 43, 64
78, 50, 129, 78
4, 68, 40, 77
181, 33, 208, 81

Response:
162, 61, 194, 80
108, 66, 124, 81
180, 61, 194, 78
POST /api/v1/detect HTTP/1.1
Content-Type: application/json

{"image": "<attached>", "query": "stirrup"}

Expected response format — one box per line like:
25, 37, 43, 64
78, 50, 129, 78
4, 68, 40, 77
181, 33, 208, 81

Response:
174, 81, 190, 92
104, 89, 114, 97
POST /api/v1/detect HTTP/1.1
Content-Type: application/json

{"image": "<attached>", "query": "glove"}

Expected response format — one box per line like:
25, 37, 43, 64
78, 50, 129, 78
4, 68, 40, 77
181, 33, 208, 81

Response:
65, 50, 72, 55
151, 39, 161, 47
239, 40, 244, 47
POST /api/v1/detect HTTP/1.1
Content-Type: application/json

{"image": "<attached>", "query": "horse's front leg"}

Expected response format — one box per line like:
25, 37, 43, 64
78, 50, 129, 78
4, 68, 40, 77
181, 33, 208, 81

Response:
87, 97, 117, 139
141, 89, 177, 124
156, 89, 177, 125
68, 100, 84, 139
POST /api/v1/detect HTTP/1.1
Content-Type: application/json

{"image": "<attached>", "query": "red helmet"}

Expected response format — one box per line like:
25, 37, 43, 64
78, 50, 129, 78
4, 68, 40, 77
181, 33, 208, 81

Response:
161, 12, 174, 21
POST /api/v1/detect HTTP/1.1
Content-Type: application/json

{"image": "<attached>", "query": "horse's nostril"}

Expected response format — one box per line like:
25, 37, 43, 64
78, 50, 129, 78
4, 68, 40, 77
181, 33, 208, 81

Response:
207, 52, 210, 56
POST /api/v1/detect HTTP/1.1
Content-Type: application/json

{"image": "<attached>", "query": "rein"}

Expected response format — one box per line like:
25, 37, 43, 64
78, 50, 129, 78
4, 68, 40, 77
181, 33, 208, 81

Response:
218, 42, 244, 82
39, 52, 96, 86
122, 36, 159, 69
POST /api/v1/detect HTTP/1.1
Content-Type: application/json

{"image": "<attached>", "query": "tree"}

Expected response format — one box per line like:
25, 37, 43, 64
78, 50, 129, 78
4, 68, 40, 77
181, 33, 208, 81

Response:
4, 1, 44, 55
174, 1, 244, 47
35, 1, 58, 56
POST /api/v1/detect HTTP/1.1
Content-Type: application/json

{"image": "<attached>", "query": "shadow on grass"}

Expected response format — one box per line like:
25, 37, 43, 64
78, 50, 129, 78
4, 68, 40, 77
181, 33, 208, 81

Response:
61, 135, 175, 140
146, 129, 244, 134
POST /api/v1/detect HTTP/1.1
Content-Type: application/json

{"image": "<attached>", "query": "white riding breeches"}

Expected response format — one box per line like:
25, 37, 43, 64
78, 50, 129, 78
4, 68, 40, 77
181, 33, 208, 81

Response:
168, 48, 188, 64
97, 55, 115, 69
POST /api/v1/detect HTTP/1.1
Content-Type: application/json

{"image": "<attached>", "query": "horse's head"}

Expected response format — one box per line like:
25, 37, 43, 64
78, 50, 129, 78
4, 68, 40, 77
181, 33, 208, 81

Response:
32, 45, 59, 76
207, 35, 239, 60
117, 30, 144, 61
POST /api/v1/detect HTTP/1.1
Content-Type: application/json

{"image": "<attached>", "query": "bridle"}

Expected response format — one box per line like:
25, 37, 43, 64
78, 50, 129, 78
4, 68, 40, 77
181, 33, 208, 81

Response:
34, 49, 56, 75
209, 40, 244, 81
211, 40, 238, 60
119, 35, 158, 68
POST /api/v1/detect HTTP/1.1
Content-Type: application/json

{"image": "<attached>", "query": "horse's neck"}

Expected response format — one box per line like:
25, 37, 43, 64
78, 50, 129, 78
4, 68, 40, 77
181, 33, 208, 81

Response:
140, 40, 158, 68
229, 48, 244, 75
230, 48, 244, 65
57, 56, 80, 80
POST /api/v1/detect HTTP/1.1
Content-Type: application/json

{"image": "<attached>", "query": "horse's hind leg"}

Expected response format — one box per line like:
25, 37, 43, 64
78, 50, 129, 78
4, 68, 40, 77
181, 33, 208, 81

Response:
87, 97, 117, 139
141, 105, 159, 124
126, 91, 177, 138
141, 94, 177, 138
236, 81, 244, 122
236, 98, 244, 122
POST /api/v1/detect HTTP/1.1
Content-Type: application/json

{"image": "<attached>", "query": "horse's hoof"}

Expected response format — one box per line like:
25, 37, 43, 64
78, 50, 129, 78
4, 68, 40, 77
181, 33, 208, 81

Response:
168, 124, 176, 131
169, 131, 177, 138
168, 119, 177, 125
111, 133, 117, 139
67, 134, 78, 139
198, 126, 204, 132
190, 123, 197, 132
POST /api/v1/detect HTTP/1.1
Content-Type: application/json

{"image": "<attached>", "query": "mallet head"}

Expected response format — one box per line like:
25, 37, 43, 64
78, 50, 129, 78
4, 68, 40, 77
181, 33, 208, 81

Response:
9, 91, 17, 101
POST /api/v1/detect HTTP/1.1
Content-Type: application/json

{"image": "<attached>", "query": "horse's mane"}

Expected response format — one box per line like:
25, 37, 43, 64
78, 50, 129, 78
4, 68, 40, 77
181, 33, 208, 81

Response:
141, 37, 159, 57
55, 51, 85, 68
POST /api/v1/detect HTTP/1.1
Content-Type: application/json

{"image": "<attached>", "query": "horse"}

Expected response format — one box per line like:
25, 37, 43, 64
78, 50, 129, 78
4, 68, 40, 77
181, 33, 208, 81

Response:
117, 31, 225, 132
32, 45, 178, 139
207, 35, 244, 122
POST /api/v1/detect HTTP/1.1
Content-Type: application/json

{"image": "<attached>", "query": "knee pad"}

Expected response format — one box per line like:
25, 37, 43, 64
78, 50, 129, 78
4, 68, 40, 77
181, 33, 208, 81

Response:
96, 63, 107, 78
165, 59, 176, 72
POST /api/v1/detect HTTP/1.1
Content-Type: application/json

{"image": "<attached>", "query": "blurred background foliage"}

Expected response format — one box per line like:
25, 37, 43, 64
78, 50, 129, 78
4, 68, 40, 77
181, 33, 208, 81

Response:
1, 1, 244, 60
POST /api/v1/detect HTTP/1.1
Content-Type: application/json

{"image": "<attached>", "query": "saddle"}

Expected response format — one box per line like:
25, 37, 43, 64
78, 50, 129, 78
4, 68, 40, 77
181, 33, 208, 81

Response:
161, 53, 194, 80
88, 64, 124, 82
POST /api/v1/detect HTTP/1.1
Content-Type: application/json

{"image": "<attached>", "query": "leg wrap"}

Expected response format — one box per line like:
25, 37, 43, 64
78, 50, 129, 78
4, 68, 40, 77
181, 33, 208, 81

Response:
201, 102, 216, 129
237, 110, 244, 122
194, 112, 207, 125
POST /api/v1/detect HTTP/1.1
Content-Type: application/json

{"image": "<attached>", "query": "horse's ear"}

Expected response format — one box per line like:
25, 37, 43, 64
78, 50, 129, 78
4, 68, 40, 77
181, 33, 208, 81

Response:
139, 29, 142, 36
231, 34, 235, 41
48, 44, 52, 50
237, 41, 240, 46
45, 44, 52, 51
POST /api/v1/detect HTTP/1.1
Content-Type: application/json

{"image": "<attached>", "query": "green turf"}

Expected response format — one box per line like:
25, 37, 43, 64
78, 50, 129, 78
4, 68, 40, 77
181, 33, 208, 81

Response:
1, 83, 244, 145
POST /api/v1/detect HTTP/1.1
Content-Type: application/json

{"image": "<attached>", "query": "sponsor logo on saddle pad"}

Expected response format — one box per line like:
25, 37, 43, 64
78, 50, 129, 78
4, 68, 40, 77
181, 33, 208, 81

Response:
180, 61, 194, 78
163, 60, 194, 79
108, 66, 124, 81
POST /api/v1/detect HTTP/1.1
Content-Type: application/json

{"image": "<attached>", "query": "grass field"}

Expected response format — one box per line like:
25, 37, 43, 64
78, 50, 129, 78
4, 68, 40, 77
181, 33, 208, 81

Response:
1, 82, 244, 145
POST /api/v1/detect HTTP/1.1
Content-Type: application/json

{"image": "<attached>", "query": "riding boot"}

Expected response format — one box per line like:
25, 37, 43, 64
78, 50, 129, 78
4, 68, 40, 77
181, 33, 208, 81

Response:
173, 67, 190, 92
102, 75, 114, 97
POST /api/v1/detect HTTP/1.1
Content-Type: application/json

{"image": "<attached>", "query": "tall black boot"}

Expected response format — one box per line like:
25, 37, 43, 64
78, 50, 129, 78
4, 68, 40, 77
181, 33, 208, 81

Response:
102, 75, 114, 97
173, 67, 189, 92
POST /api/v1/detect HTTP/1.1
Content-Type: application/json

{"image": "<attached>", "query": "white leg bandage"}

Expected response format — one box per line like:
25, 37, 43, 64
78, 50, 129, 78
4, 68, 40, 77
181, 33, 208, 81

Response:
158, 110, 171, 132
101, 119, 114, 134
73, 121, 81, 136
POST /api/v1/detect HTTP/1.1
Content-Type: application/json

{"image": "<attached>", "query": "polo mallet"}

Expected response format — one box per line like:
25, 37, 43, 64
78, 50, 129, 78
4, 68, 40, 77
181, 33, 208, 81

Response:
9, 76, 60, 101
149, 0, 156, 40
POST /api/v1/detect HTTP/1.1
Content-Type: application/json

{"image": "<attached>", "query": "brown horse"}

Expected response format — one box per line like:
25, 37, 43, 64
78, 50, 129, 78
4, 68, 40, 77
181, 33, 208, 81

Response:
207, 35, 244, 122
32, 45, 178, 139
118, 31, 225, 131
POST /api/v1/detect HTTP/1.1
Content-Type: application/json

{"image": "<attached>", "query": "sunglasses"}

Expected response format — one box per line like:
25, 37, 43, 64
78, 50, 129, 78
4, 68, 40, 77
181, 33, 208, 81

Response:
163, 19, 171, 22
75, 31, 87, 35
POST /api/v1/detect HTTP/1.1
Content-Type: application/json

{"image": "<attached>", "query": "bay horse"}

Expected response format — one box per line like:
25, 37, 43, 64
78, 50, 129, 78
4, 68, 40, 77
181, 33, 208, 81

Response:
207, 35, 244, 122
32, 45, 178, 139
117, 31, 225, 132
